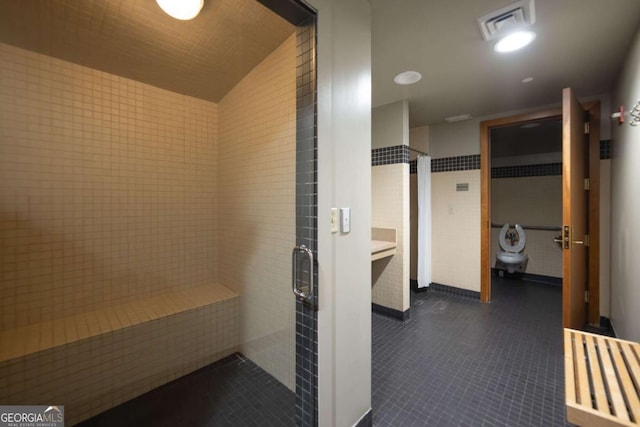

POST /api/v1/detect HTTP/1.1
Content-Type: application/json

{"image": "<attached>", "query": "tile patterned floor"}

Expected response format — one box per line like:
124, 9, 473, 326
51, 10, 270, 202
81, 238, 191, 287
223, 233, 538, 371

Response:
78, 353, 295, 427
80, 277, 571, 427
372, 277, 570, 426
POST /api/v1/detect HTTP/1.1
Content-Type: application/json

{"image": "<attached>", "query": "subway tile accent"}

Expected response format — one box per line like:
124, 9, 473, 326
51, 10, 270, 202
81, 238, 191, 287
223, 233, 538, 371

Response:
600, 139, 612, 159
431, 154, 480, 173
372, 145, 410, 166
409, 140, 611, 176
295, 17, 318, 427
491, 162, 562, 178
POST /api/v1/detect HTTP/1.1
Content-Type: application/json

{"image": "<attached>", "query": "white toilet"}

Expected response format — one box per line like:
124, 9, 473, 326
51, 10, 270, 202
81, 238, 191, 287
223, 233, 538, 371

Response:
496, 224, 529, 275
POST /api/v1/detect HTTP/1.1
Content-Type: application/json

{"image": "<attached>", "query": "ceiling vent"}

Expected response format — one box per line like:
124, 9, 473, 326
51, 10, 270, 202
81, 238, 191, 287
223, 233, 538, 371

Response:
477, 0, 536, 41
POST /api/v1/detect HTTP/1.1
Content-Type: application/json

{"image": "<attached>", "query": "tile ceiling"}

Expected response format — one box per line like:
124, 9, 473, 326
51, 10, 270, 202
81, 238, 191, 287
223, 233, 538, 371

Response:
0, 0, 294, 102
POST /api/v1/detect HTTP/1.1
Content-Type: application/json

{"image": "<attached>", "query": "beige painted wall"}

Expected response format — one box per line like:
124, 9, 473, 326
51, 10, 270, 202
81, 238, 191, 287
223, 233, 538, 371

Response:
491, 176, 563, 278
431, 170, 481, 291
372, 100, 408, 148
372, 164, 410, 312
610, 25, 640, 342
218, 34, 296, 390
0, 42, 219, 330
313, 0, 373, 425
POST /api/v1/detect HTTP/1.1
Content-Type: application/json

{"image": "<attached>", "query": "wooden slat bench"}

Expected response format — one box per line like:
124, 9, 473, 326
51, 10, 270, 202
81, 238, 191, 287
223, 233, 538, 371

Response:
564, 328, 640, 426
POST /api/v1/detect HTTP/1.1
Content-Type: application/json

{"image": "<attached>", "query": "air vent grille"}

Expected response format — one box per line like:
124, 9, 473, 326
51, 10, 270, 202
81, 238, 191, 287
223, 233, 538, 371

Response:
478, 0, 536, 41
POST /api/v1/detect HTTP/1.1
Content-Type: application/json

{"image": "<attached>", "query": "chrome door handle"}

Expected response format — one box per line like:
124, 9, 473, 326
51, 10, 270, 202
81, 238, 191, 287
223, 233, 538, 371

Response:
572, 240, 584, 245
553, 238, 563, 243
292, 245, 314, 303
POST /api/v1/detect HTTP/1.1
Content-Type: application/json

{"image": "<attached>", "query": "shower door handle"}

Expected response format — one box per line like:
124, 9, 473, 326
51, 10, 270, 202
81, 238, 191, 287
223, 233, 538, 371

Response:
292, 245, 314, 304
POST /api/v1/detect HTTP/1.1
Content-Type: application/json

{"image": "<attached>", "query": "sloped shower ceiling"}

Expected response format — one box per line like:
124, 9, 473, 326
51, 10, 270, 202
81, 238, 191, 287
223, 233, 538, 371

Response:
0, 0, 294, 102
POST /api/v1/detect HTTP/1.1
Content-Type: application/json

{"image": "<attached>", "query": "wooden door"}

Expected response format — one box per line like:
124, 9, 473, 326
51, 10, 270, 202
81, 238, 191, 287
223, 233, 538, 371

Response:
562, 88, 588, 329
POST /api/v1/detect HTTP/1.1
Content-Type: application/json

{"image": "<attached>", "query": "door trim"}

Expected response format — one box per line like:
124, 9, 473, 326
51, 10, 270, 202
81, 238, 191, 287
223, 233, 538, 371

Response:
480, 104, 601, 325
480, 109, 561, 303
586, 101, 601, 325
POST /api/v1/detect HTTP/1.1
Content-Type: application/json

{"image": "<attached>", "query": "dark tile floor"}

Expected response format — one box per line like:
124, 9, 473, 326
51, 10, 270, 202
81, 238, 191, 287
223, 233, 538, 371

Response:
78, 353, 295, 427
372, 277, 570, 427
80, 277, 573, 427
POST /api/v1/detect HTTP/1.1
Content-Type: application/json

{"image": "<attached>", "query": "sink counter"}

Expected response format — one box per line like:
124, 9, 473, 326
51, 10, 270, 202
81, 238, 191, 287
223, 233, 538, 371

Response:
372, 228, 397, 261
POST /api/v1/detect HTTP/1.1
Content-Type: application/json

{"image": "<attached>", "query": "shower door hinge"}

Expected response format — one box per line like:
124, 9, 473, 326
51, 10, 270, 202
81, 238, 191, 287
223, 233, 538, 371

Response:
584, 121, 590, 134
584, 178, 590, 191
585, 290, 589, 303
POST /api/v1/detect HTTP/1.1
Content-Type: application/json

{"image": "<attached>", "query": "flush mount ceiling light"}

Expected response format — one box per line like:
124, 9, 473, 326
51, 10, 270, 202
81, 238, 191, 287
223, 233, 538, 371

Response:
156, 0, 203, 20
520, 122, 541, 129
444, 113, 473, 123
393, 71, 422, 85
494, 31, 536, 53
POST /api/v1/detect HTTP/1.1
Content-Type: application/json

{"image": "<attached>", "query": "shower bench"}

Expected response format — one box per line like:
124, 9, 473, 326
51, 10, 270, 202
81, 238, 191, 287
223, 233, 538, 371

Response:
564, 328, 640, 426
0, 284, 239, 425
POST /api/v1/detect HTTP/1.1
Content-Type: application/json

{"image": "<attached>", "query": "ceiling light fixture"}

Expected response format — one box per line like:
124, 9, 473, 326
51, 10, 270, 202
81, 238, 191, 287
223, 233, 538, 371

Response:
444, 114, 473, 123
520, 122, 541, 129
393, 71, 422, 85
494, 31, 536, 53
156, 0, 204, 20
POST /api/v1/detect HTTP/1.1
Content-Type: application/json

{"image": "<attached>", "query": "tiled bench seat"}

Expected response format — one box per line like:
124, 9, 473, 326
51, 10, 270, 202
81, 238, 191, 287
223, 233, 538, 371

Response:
0, 284, 239, 425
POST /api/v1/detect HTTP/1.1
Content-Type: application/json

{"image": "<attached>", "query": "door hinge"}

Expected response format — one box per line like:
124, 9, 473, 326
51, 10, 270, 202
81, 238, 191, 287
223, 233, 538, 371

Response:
584, 121, 590, 134
584, 234, 590, 247
585, 290, 589, 303
584, 178, 590, 190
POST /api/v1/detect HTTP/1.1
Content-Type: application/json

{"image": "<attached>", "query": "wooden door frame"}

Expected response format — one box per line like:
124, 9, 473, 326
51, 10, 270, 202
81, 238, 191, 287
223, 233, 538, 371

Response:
480, 104, 600, 326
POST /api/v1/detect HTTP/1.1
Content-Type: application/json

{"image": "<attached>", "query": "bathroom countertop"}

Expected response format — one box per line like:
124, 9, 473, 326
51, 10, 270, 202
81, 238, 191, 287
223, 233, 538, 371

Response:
372, 239, 396, 261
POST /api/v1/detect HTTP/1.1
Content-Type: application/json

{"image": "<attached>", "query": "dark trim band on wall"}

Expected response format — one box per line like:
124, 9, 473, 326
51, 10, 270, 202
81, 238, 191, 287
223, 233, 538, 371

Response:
491, 162, 562, 178
600, 140, 611, 160
372, 145, 410, 166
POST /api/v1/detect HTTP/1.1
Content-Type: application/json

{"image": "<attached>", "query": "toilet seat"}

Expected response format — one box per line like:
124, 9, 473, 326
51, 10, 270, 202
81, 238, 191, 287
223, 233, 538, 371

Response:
498, 224, 526, 253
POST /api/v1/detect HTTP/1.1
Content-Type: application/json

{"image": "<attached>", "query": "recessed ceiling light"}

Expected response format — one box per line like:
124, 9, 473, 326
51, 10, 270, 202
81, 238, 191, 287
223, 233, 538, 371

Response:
393, 71, 422, 85
444, 114, 473, 123
156, 0, 203, 20
522, 77, 534, 83
520, 122, 541, 129
494, 31, 536, 53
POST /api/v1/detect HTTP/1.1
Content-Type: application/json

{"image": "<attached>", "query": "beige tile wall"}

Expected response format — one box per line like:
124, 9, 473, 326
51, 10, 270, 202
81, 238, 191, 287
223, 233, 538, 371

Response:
491, 175, 562, 278
0, 42, 245, 424
431, 170, 481, 292
372, 163, 410, 312
218, 34, 296, 390
0, 42, 219, 330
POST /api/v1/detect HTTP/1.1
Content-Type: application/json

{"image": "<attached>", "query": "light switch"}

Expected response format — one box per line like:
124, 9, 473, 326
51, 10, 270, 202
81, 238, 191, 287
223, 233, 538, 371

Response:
330, 208, 338, 233
340, 208, 351, 233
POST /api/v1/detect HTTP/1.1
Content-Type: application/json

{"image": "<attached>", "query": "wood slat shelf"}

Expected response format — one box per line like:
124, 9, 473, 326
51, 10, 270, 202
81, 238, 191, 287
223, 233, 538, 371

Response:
565, 328, 640, 426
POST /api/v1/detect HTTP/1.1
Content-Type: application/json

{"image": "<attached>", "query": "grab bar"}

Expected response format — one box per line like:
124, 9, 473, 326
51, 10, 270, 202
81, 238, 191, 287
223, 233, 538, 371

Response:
491, 223, 562, 232
292, 245, 314, 304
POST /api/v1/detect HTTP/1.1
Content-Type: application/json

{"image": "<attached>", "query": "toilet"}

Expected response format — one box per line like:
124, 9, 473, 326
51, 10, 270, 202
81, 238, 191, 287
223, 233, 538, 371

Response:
495, 224, 529, 276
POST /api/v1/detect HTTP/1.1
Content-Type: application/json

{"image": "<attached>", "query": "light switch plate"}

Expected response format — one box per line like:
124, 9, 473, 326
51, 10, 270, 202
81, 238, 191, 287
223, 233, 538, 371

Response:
340, 208, 351, 233
330, 208, 338, 233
